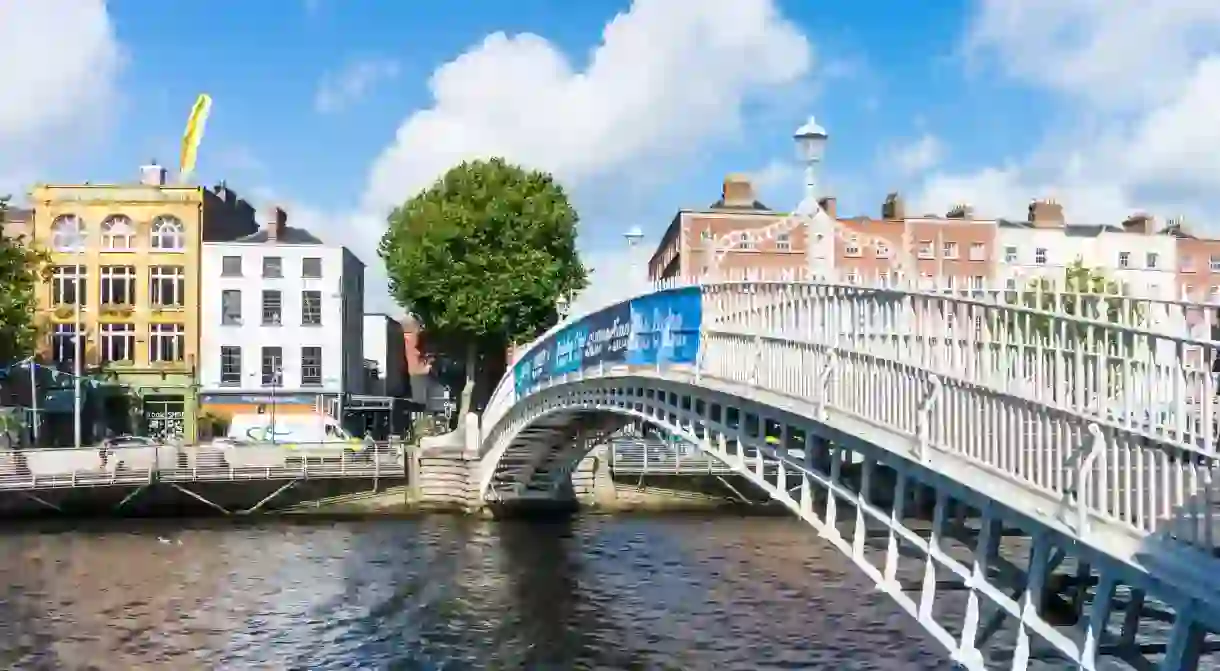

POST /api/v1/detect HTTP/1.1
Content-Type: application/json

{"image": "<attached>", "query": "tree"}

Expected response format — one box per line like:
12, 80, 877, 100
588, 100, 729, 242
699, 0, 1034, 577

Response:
0, 196, 48, 365
379, 158, 588, 420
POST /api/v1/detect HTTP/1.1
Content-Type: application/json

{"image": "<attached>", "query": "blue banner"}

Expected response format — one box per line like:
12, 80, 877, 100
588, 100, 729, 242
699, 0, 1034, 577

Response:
512, 287, 703, 399
626, 287, 702, 367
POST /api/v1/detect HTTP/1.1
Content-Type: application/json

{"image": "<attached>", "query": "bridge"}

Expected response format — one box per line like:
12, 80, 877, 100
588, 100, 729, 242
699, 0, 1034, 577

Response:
475, 277, 1220, 670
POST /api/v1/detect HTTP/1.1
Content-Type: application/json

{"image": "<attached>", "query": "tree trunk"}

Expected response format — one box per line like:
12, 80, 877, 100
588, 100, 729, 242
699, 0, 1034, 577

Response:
458, 341, 477, 420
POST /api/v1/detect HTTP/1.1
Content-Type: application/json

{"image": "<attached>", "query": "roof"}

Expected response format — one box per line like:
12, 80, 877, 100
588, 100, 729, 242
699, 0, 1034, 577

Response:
234, 226, 324, 244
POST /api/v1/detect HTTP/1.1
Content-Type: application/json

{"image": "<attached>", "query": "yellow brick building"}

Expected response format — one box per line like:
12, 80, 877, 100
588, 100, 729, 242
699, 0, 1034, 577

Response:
28, 165, 258, 443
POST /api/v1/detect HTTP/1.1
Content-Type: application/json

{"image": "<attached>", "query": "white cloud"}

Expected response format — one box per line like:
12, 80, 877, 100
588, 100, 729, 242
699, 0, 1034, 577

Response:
314, 58, 400, 114
314, 0, 812, 312
0, 0, 123, 183
913, 1, 1220, 230
890, 134, 943, 176
747, 160, 803, 204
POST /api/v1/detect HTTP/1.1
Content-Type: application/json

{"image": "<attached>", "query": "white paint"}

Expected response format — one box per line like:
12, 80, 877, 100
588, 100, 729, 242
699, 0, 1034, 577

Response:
199, 239, 365, 395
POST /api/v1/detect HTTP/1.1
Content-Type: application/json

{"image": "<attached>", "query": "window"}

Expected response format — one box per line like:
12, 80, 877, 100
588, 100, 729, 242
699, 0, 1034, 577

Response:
878, 272, 889, 285
1211, 256, 1220, 272
1146, 252, 1159, 269
971, 275, 984, 289
775, 233, 790, 251
100, 215, 135, 250
261, 346, 283, 386
221, 256, 242, 277
700, 229, 713, 241
1118, 251, 1130, 268
943, 241, 959, 259
917, 240, 933, 259
148, 323, 185, 362
221, 289, 242, 325
1035, 248, 1048, 265
150, 215, 185, 251
301, 347, 322, 386
1210, 286, 1220, 303
1005, 278, 1018, 290
220, 346, 242, 386
149, 265, 186, 307
301, 290, 322, 325
969, 242, 985, 261
875, 242, 889, 258
302, 257, 322, 278
735, 232, 754, 250
1004, 246, 1017, 263
51, 324, 81, 364
262, 290, 283, 325
99, 265, 136, 306
51, 265, 86, 306
100, 323, 135, 363
50, 215, 85, 251
262, 256, 283, 278
845, 272, 859, 284
845, 236, 861, 257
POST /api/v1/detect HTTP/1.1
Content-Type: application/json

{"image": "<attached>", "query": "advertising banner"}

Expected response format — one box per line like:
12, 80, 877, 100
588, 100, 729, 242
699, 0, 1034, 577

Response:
512, 287, 703, 399
580, 300, 631, 369
626, 287, 703, 367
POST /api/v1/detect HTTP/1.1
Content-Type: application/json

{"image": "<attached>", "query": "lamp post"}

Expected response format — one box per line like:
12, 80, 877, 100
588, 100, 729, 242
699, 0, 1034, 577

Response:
73, 223, 86, 449
794, 116, 828, 203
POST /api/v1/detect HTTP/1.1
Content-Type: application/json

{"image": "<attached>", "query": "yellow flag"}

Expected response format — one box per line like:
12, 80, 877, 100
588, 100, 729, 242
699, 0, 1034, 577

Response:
179, 93, 213, 183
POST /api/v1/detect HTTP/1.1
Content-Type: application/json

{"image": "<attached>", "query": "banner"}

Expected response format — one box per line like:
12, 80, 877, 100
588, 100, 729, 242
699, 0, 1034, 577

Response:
511, 287, 704, 399
627, 287, 702, 367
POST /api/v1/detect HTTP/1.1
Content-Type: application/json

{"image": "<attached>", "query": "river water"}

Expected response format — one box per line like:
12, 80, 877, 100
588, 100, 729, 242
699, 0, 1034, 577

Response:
0, 515, 954, 670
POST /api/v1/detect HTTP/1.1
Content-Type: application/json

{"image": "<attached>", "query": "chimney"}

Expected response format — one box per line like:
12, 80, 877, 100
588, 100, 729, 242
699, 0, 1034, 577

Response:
946, 203, 974, 219
1027, 198, 1064, 228
1121, 212, 1156, 235
262, 205, 287, 241
721, 174, 757, 208
817, 196, 837, 219
881, 192, 905, 220
139, 159, 167, 186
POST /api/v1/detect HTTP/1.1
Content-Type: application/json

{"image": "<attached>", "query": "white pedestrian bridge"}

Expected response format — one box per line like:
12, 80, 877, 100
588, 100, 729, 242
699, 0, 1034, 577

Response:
476, 277, 1220, 671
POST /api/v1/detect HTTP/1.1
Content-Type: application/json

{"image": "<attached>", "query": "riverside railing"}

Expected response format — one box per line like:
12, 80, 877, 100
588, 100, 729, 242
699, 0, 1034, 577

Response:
0, 442, 407, 490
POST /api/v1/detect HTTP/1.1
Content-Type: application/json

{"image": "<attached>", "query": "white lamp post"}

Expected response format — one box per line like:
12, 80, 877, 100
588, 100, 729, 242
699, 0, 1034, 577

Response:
794, 116, 828, 204
624, 226, 644, 248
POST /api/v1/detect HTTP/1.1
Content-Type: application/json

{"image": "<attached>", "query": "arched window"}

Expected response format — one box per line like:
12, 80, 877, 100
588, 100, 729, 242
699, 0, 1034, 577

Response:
150, 215, 185, 251
50, 215, 84, 251
100, 215, 135, 250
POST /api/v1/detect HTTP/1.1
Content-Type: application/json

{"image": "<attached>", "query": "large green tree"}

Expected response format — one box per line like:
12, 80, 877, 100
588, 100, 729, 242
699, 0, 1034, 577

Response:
379, 158, 588, 418
0, 196, 48, 365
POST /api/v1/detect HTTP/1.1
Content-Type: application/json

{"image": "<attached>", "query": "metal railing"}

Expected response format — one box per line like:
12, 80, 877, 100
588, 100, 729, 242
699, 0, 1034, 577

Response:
490, 277, 1220, 559
606, 438, 736, 475
0, 442, 406, 491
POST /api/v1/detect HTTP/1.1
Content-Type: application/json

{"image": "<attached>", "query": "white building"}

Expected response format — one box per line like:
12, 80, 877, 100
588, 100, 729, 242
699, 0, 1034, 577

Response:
995, 201, 1178, 299
361, 313, 407, 397
199, 208, 366, 416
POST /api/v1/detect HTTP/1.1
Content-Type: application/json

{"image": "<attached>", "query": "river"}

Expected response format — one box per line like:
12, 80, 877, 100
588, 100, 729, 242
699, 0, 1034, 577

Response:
0, 515, 958, 669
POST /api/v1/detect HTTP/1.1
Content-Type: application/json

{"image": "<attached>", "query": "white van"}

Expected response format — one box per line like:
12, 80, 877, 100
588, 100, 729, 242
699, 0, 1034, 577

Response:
225, 413, 366, 456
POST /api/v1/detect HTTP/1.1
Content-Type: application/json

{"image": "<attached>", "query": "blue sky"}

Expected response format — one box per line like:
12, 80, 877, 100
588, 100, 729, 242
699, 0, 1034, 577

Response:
5, 1, 1219, 311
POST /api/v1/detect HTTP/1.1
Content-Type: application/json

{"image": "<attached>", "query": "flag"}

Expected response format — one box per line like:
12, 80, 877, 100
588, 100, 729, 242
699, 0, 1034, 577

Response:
179, 93, 213, 183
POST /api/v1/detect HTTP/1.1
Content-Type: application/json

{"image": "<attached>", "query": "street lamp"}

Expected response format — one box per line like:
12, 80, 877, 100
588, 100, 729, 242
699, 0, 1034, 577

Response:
794, 116, 828, 202
556, 294, 569, 320
624, 226, 644, 248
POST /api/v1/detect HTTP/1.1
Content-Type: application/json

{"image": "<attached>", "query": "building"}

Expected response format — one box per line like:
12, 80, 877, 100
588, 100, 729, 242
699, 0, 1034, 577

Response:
1172, 222, 1220, 303
831, 196, 997, 288
1, 206, 33, 241
648, 175, 804, 281
994, 201, 1180, 298
361, 313, 407, 397
198, 208, 365, 420
29, 164, 259, 443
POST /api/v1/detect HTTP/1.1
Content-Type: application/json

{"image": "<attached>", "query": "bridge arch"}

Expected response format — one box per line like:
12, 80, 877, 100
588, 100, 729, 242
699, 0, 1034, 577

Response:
478, 279, 1220, 670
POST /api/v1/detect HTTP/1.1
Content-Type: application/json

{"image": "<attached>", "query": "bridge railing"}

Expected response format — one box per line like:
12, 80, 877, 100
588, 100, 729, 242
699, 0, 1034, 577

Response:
493, 276, 1220, 556
703, 280, 1218, 555
0, 442, 406, 490
606, 438, 736, 475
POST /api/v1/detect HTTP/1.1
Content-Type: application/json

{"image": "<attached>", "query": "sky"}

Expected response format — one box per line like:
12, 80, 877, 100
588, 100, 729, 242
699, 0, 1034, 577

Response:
5, 0, 1220, 314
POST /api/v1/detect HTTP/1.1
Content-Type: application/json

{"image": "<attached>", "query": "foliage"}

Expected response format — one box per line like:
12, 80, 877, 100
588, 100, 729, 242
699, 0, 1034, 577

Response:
0, 196, 49, 365
379, 158, 588, 414
1006, 259, 1142, 349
